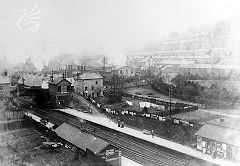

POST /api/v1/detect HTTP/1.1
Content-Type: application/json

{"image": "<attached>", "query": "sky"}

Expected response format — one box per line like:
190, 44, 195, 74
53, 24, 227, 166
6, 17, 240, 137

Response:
0, 0, 240, 69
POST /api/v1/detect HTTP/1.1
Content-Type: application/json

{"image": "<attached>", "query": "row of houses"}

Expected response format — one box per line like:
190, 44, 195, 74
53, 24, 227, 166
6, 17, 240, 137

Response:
161, 64, 240, 82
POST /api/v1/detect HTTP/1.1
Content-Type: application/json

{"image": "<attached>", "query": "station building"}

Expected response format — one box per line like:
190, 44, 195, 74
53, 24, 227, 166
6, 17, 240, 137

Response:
48, 77, 72, 108
195, 117, 240, 162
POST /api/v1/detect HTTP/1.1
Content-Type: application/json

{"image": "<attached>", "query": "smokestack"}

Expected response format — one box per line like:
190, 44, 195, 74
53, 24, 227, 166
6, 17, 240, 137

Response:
65, 65, 68, 78
51, 69, 54, 82
68, 65, 71, 78
81, 66, 83, 74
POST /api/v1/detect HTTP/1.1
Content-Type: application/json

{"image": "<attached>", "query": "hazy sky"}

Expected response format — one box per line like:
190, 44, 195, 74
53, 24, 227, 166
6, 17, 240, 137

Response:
0, 0, 240, 69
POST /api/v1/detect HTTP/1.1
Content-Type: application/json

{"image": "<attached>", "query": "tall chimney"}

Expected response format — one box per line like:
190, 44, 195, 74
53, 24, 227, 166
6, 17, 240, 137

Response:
81, 66, 83, 74
51, 69, 54, 82
68, 65, 71, 78
65, 65, 68, 78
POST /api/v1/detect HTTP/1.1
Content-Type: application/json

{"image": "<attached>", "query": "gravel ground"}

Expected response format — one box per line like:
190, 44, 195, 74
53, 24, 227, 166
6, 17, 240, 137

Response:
0, 128, 88, 166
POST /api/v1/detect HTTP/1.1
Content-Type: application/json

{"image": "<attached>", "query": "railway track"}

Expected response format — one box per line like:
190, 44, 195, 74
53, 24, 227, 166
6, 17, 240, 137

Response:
84, 123, 206, 166
18, 100, 215, 166
26, 108, 173, 166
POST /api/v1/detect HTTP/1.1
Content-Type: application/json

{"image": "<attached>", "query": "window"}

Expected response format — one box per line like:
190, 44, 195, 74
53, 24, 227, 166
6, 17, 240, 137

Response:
120, 70, 123, 74
85, 87, 88, 91
67, 86, 71, 92
61, 86, 67, 93
131, 70, 133, 74
0, 86, 3, 91
92, 93, 94, 98
92, 86, 94, 90
96, 81, 98, 84
58, 86, 61, 92
126, 70, 128, 74
0, 96, 3, 101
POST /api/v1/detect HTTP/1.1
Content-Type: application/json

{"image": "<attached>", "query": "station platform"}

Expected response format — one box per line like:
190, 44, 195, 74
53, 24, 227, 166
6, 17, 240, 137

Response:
60, 108, 239, 166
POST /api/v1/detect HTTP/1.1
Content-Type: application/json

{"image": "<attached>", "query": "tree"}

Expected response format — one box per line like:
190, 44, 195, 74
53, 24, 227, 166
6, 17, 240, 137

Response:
172, 74, 187, 88
142, 106, 148, 114
10, 73, 21, 86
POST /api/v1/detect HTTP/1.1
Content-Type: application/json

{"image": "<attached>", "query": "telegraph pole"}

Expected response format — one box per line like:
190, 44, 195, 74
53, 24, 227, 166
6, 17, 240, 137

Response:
148, 58, 151, 84
103, 56, 105, 81
169, 85, 173, 117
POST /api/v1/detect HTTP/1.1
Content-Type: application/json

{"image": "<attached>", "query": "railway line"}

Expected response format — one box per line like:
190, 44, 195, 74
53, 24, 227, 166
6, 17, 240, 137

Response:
18, 98, 216, 166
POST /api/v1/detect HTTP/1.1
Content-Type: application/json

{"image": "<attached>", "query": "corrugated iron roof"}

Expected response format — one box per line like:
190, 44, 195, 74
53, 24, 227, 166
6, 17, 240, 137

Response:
88, 137, 109, 154
195, 124, 240, 147
55, 123, 109, 154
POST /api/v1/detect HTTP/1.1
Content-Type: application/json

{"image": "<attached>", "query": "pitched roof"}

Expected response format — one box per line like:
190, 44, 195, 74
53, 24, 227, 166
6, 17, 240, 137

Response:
49, 77, 71, 85
77, 72, 103, 80
0, 75, 10, 84
55, 123, 109, 154
195, 123, 240, 147
207, 117, 240, 130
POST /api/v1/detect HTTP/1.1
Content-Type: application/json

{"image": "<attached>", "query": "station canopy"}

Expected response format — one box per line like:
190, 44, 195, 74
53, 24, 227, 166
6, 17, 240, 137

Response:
55, 123, 109, 154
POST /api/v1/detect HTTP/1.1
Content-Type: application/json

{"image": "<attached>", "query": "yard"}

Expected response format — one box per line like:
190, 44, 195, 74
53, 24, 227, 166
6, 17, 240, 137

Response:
0, 128, 88, 166
124, 86, 198, 106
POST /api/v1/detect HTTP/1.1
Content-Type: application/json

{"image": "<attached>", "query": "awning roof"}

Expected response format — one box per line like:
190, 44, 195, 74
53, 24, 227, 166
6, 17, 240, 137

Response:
55, 123, 109, 154
195, 124, 240, 147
